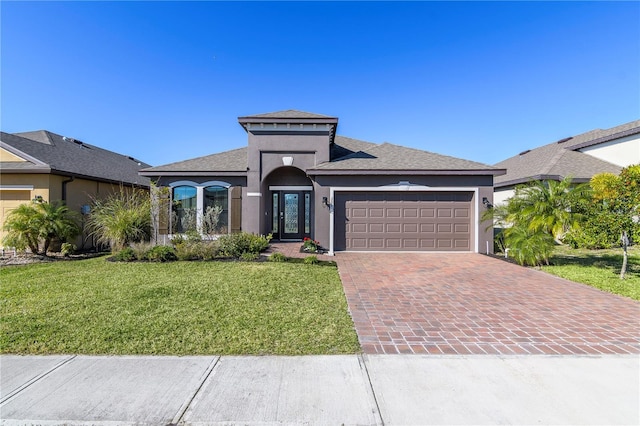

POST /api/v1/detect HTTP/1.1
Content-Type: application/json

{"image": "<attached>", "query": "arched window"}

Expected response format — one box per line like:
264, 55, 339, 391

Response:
203, 186, 228, 234
172, 185, 197, 233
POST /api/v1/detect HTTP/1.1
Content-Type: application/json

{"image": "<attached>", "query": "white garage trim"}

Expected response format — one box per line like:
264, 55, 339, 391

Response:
328, 185, 480, 255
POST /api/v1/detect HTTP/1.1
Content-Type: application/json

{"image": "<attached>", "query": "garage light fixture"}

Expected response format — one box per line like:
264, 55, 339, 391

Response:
482, 197, 493, 209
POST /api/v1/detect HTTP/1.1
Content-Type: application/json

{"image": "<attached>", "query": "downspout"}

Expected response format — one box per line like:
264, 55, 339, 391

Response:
62, 176, 75, 204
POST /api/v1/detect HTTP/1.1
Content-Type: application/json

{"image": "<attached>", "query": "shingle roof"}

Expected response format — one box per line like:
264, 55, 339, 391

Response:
140, 147, 248, 174
311, 142, 499, 173
494, 120, 639, 188
141, 134, 500, 176
1, 131, 151, 187
239, 110, 336, 119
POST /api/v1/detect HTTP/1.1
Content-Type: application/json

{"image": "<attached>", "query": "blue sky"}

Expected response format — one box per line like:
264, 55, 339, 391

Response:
2, 1, 639, 167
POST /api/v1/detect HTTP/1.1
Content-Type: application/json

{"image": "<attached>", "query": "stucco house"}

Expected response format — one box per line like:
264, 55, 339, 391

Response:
140, 110, 505, 254
0, 130, 150, 248
494, 119, 640, 205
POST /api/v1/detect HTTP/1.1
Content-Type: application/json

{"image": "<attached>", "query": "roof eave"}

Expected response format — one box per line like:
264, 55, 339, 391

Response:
495, 174, 591, 188
0, 166, 52, 174
568, 126, 640, 151
139, 170, 248, 177
307, 168, 506, 176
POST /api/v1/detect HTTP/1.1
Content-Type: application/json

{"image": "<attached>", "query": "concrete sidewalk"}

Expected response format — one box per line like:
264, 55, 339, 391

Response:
1, 354, 638, 425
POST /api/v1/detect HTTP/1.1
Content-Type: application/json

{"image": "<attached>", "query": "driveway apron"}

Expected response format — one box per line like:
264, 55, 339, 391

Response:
335, 252, 640, 355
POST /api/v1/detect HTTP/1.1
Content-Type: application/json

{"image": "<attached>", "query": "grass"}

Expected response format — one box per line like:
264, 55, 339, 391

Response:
542, 245, 640, 301
0, 257, 360, 355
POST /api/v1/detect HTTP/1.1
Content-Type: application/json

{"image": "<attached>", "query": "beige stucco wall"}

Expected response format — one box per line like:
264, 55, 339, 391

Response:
0, 147, 27, 162
1, 173, 146, 250
0, 174, 51, 247
578, 134, 640, 167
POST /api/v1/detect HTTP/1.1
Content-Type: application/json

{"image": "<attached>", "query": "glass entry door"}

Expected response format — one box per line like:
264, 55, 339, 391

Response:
271, 190, 312, 240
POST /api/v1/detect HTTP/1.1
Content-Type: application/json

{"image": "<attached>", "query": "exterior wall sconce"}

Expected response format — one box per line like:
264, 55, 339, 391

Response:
32, 195, 44, 203
482, 197, 493, 209
322, 196, 329, 207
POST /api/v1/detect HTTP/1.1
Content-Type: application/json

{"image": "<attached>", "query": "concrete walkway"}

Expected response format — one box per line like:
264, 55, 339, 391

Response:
1, 354, 638, 425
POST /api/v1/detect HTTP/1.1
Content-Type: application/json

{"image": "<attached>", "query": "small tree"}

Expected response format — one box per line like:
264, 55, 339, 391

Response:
87, 187, 151, 251
2, 200, 80, 254
590, 166, 640, 279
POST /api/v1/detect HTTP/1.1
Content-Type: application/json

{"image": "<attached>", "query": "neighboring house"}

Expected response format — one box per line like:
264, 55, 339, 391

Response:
494, 120, 640, 205
0, 130, 151, 249
140, 110, 505, 254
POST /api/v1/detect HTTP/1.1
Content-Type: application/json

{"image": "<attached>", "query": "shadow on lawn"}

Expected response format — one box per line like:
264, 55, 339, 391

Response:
550, 251, 640, 278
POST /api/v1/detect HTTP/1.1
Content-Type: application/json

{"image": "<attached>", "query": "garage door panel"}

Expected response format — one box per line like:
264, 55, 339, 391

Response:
455, 223, 469, 233
420, 208, 435, 217
454, 208, 469, 218
351, 223, 367, 233
386, 208, 401, 217
341, 191, 473, 252
403, 223, 418, 233
369, 223, 384, 233
352, 208, 367, 218
386, 223, 401, 233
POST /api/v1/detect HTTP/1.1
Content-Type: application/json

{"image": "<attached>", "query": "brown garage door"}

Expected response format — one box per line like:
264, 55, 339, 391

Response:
335, 192, 473, 251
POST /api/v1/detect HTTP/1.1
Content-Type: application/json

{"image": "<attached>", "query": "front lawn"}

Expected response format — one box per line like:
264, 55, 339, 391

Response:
542, 246, 640, 301
0, 257, 360, 355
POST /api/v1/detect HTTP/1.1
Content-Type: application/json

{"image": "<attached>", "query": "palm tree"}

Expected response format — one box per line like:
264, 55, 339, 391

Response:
508, 177, 587, 244
2, 201, 80, 254
2, 203, 41, 253
33, 201, 81, 253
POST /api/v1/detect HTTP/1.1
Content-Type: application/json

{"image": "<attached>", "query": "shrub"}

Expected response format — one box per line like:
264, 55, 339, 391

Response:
302, 237, 320, 252
504, 224, 555, 266
174, 240, 220, 261
303, 255, 319, 265
217, 232, 272, 258
130, 242, 155, 260
87, 187, 151, 251
113, 247, 136, 262
239, 251, 259, 261
60, 243, 76, 257
145, 245, 177, 262
268, 252, 288, 262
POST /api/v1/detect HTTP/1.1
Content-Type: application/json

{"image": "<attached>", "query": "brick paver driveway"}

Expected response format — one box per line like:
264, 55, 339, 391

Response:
336, 253, 640, 355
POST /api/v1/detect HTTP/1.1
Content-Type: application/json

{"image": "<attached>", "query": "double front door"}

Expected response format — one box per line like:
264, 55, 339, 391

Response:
271, 190, 312, 240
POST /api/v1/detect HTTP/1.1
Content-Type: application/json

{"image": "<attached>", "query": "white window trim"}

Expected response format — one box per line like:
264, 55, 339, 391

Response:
169, 180, 232, 233
328, 185, 480, 256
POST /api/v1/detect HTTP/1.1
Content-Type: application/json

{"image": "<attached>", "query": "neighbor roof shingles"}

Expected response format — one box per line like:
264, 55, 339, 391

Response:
494, 120, 639, 188
1, 131, 151, 187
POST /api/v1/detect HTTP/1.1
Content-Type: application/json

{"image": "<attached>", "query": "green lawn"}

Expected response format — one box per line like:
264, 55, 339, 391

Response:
542, 246, 640, 301
1, 257, 360, 355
